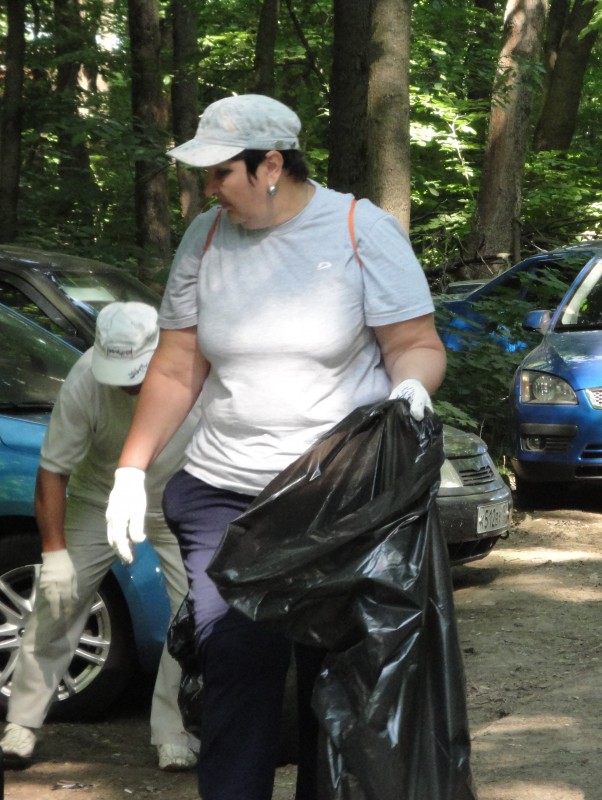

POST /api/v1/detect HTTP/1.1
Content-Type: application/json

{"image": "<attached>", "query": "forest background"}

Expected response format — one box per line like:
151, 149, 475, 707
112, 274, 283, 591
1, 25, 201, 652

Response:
0, 0, 601, 463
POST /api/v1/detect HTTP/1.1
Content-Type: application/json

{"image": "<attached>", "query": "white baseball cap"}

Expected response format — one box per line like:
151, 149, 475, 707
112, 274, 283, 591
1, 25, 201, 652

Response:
91, 302, 159, 386
166, 94, 301, 168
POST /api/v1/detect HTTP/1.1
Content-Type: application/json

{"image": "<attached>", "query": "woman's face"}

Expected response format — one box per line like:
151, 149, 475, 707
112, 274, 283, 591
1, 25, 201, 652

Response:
203, 158, 272, 229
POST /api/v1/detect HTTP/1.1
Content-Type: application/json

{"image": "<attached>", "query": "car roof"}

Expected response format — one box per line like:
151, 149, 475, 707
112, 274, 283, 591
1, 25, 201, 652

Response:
0, 244, 126, 274
459, 240, 602, 302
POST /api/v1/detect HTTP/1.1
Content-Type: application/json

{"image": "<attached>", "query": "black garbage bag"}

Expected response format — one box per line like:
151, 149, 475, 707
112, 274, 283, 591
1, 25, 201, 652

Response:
166, 593, 203, 740
207, 400, 478, 800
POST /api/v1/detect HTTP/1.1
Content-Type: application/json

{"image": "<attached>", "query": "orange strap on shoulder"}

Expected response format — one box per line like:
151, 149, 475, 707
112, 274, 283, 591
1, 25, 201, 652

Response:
202, 207, 222, 256
348, 198, 362, 268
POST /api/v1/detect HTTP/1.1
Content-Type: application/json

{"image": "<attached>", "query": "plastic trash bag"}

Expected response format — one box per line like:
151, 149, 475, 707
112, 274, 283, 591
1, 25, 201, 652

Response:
167, 593, 203, 740
208, 400, 478, 800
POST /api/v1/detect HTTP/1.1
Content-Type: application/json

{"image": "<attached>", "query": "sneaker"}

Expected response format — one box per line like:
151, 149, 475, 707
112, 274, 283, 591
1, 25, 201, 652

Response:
1, 722, 37, 768
157, 743, 197, 772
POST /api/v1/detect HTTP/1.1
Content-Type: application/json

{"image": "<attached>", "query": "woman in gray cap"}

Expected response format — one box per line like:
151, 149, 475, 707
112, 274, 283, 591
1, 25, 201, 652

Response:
106, 94, 446, 800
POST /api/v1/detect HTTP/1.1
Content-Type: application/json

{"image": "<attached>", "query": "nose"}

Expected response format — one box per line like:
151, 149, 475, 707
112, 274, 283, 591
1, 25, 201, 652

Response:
204, 176, 218, 198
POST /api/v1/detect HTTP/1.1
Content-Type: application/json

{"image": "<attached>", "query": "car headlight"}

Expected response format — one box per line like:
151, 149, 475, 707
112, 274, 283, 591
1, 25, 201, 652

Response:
519, 370, 577, 404
439, 459, 463, 489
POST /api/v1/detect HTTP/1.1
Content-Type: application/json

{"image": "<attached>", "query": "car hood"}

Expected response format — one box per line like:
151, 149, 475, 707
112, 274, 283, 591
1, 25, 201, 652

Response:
520, 330, 602, 389
442, 424, 486, 458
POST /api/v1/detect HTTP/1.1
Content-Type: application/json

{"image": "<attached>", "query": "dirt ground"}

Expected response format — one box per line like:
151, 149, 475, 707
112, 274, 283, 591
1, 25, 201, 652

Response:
4, 486, 602, 800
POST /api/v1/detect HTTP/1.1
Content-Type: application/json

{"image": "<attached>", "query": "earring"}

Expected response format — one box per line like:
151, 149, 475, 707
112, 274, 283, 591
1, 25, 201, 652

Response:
267, 184, 277, 197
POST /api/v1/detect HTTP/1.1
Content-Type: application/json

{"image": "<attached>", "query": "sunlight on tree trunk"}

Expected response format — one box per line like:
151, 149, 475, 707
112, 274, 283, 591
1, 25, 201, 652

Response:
466, 0, 546, 272
367, 0, 412, 230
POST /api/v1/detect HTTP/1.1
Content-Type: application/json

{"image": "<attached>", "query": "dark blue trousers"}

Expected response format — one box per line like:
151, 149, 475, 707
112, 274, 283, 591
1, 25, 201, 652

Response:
163, 470, 320, 800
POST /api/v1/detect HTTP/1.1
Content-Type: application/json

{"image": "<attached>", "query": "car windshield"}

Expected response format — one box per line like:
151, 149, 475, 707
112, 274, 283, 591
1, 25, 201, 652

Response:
555, 258, 602, 331
0, 306, 78, 408
467, 252, 592, 307
48, 269, 160, 317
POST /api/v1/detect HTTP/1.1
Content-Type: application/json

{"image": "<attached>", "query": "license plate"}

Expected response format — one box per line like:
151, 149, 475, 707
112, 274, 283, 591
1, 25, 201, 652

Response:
477, 501, 510, 534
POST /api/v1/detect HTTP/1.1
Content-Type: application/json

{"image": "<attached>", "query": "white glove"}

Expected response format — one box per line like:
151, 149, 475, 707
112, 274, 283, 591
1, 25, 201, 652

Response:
39, 549, 78, 620
388, 378, 433, 421
106, 467, 147, 565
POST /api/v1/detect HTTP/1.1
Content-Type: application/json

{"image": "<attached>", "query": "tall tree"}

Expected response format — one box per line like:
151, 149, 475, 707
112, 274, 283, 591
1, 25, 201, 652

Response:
254, 0, 279, 95
52, 0, 97, 231
170, 0, 203, 227
0, 0, 26, 242
366, 0, 412, 229
128, 0, 172, 285
466, 0, 547, 270
534, 0, 599, 150
328, 0, 370, 197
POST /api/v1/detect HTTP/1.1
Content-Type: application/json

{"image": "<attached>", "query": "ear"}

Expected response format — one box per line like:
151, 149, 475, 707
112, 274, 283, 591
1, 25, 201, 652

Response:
263, 150, 284, 184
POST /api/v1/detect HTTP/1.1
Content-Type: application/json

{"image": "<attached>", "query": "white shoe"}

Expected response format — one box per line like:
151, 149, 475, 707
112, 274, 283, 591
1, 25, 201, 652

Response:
1, 722, 37, 767
157, 743, 197, 772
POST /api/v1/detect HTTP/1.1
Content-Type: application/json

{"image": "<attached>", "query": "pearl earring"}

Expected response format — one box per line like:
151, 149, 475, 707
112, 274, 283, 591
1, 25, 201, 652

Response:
267, 185, 277, 197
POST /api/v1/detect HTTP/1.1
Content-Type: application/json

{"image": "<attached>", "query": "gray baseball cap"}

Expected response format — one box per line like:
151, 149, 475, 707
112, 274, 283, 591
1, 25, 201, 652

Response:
167, 94, 301, 168
91, 302, 159, 386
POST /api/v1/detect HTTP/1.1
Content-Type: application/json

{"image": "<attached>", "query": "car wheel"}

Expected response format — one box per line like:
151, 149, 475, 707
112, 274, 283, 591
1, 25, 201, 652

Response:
0, 532, 135, 721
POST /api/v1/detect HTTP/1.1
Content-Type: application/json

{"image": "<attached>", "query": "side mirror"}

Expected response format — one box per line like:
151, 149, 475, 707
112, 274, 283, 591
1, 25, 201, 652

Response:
522, 309, 551, 334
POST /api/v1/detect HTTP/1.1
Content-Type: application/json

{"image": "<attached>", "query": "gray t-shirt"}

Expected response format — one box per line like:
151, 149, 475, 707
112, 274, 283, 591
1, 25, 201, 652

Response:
159, 183, 434, 495
40, 349, 201, 519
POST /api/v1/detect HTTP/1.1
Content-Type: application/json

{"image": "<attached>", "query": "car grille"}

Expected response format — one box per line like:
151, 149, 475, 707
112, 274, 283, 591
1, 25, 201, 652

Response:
586, 388, 602, 409
581, 443, 602, 460
456, 457, 496, 486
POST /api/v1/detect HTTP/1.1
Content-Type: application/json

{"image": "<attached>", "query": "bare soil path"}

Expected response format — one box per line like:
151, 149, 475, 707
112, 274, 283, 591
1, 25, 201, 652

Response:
4, 488, 602, 799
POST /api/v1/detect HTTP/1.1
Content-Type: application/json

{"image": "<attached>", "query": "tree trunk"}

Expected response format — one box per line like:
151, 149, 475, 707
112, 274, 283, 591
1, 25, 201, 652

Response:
366, 0, 412, 230
254, 0, 279, 96
52, 0, 97, 232
0, 0, 26, 243
328, 0, 371, 198
465, 0, 547, 272
128, 0, 172, 286
534, 0, 598, 151
170, 0, 203, 227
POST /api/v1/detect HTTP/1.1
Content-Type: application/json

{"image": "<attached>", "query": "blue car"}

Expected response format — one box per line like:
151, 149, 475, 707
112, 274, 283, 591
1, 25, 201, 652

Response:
0, 303, 170, 720
509, 251, 602, 504
436, 242, 602, 352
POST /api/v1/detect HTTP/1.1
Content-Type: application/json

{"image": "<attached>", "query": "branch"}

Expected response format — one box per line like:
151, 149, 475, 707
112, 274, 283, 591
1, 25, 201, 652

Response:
283, 0, 329, 93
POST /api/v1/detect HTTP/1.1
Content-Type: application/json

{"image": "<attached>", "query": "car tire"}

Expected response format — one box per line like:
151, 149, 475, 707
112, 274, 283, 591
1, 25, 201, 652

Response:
0, 531, 135, 722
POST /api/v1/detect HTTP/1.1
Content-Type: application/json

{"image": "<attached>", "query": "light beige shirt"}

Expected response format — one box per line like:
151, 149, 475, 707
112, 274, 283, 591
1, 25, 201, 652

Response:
40, 348, 201, 518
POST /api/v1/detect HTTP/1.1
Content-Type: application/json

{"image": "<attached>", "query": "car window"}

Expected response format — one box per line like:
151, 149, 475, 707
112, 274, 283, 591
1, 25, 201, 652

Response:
473, 254, 592, 309
0, 307, 78, 407
0, 280, 77, 340
523, 256, 592, 306
557, 259, 602, 329
47, 270, 161, 317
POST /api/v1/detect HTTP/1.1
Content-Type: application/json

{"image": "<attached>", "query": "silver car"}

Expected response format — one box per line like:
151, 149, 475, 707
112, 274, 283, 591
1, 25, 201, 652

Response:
438, 425, 512, 564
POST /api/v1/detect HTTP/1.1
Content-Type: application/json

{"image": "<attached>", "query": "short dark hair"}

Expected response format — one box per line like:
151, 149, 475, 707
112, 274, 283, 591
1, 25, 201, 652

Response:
231, 149, 309, 183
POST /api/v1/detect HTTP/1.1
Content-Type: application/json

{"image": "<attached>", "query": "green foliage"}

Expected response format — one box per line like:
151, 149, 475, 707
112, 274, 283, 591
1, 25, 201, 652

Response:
522, 151, 602, 247
1, 0, 602, 462
407, 1, 500, 269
